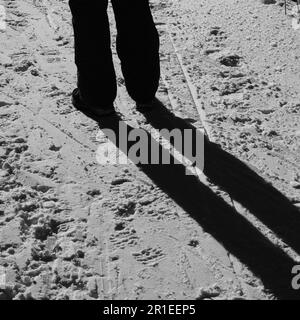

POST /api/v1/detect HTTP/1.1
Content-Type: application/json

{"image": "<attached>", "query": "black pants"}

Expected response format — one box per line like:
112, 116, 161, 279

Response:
69, 0, 160, 106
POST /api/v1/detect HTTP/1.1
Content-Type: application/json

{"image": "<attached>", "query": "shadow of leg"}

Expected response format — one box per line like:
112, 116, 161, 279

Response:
142, 104, 300, 258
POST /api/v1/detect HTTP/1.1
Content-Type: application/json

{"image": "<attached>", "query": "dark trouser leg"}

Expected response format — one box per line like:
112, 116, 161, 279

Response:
111, 0, 160, 103
69, 0, 117, 106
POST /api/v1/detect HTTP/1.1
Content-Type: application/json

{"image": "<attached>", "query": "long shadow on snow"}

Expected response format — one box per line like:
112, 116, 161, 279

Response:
80, 104, 299, 299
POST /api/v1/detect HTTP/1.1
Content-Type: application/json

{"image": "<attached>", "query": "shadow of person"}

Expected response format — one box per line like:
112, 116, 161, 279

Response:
84, 106, 299, 299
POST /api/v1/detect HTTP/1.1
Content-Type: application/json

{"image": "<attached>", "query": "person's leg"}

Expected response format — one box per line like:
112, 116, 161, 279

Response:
69, 0, 116, 107
111, 0, 160, 103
